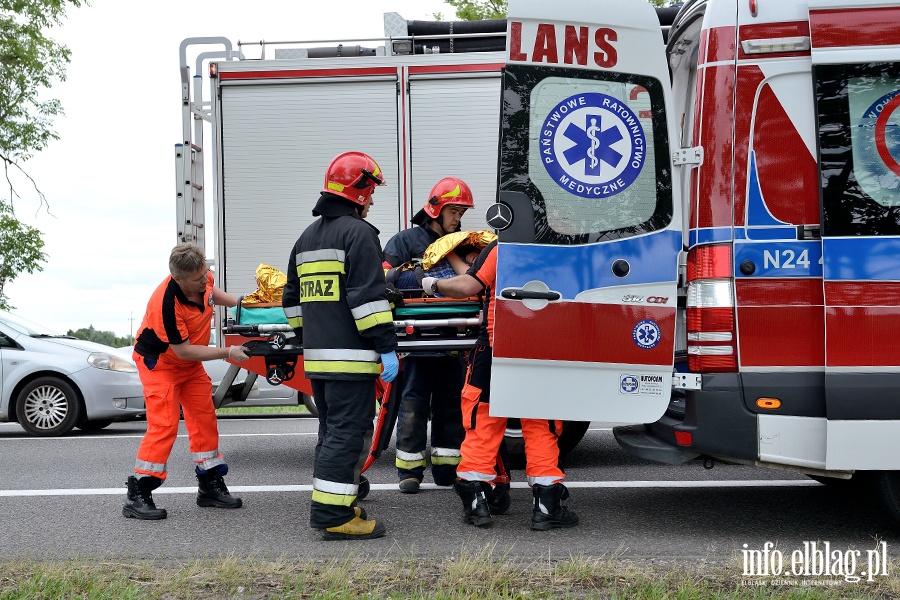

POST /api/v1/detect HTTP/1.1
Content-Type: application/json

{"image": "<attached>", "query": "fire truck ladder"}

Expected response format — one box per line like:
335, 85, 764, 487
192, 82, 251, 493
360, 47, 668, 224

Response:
176, 38, 237, 251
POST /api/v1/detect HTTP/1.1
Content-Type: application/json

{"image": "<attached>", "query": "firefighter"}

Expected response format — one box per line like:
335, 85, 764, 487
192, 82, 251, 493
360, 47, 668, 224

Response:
382, 177, 474, 494
422, 241, 579, 530
283, 151, 399, 540
123, 243, 250, 521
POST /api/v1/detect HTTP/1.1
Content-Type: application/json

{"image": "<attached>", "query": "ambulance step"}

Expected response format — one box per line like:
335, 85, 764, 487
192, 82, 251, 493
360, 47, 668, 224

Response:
613, 424, 700, 465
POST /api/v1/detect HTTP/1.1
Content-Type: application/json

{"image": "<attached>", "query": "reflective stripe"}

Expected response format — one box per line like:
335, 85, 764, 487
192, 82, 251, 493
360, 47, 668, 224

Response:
299, 261, 345, 275
528, 475, 563, 486
312, 489, 356, 506
355, 310, 393, 332
192, 450, 221, 461
135, 459, 166, 474
431, 447, 461, 458
313, 478, 358, 496
284, 305, 302, 318
431, 455, 462, 466
396, 457, 427, 470
305, 348, 380, 362
298, 249, 346, 264
396, 449, 426, 462
196, 456, 225, 470
350, 300, 392, 320
288, 316, 303, 328
305, 361, 382, 375
457, 471, 496, 483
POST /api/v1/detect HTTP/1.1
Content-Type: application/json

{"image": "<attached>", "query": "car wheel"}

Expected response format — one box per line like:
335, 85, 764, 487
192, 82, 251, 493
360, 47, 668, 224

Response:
302, 393, 319, 417
15, 377, 82, 437
76, 419, 114, 432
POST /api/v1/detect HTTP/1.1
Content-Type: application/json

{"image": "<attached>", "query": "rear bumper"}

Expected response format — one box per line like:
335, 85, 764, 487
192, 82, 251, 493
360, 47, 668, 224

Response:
613, 373, 759, 464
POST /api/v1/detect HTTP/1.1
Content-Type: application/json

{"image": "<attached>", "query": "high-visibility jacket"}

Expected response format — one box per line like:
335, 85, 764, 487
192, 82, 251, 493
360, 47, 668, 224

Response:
283, 194, 397, 379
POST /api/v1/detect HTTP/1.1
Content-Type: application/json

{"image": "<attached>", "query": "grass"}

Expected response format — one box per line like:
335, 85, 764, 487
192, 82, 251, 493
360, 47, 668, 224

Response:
0, 550, 897, 599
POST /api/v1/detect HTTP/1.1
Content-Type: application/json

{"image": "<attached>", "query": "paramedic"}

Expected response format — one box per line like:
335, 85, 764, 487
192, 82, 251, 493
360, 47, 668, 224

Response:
422, 241, 578, 530
282, 151, 399, 540
382, 177, 474, 494
123, 243, 249, 521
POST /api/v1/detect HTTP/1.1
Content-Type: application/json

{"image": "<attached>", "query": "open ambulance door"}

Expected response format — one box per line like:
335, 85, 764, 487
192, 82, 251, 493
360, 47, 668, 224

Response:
488, 0, 682, 422
810, 0, 900, 470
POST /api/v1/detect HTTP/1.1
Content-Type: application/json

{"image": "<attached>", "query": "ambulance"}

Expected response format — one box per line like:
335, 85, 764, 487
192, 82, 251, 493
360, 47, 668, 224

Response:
177, 0, 900, 521
488, 0, 900, 523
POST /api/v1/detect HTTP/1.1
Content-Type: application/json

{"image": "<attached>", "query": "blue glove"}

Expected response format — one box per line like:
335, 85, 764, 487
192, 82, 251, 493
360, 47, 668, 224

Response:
380, 351, 399, 383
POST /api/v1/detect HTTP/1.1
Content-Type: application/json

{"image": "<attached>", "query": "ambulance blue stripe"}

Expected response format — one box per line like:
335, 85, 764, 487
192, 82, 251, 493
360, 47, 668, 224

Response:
823, 237, 900, 281
733, 240, 823, 278
496, 230, 680, 300
689, 227, 734, 247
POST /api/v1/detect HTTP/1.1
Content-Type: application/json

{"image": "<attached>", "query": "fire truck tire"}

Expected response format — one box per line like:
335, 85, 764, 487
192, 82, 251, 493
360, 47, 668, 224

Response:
301, 393, 319, 417
504, 420, 590, 470
874, 471, 900, 524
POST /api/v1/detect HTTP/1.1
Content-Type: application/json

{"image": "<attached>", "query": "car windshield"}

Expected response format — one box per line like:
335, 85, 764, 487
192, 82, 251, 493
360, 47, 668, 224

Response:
0, 311, 64, 337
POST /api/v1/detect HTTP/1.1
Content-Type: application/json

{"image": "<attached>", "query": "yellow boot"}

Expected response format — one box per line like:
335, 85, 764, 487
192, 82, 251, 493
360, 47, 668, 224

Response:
323, 514, 386, 540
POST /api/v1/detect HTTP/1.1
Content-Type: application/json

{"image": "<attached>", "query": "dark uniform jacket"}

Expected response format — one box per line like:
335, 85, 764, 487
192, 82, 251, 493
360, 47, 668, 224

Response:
283, 194, 397, 380
382, 224, 440, 267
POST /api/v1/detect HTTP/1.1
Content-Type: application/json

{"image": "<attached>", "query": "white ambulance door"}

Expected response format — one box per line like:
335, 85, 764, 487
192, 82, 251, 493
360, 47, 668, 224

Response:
489, 0, 682, 422
809, 1, 900, 469
408, 69, 502, 231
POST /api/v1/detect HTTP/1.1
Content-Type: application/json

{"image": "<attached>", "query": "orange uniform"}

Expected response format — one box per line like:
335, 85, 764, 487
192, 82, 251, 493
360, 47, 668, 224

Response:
132, 271, 223, 479
456, 242, 565, 487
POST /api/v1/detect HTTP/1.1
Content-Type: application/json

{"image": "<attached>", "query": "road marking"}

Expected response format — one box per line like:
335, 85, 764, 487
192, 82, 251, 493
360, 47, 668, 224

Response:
0, 432, 318, 440
0, 480, 819, 497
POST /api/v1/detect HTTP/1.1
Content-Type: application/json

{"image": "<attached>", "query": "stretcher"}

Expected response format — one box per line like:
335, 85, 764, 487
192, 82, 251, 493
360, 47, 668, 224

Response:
214, 296, 483, 496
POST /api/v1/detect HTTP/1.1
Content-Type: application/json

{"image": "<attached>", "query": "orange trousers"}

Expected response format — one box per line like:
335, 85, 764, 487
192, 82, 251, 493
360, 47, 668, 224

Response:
456, 344, 564, 486
133, 355, 223, 479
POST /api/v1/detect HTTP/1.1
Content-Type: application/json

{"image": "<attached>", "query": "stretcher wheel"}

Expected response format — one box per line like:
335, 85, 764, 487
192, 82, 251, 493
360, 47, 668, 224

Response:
266, 366, 288, 385
267, 332, 287, 350
488, 484, 511, 515
357, 476, 370, 501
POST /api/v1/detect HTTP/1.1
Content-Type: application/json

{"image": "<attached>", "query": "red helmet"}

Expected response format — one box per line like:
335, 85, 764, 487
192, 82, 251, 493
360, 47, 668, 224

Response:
423, 177, 474, 219
322, 151, 386, 205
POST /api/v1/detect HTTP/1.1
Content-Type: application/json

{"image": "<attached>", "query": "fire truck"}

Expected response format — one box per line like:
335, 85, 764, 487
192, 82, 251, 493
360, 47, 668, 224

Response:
178, 0, 900, 521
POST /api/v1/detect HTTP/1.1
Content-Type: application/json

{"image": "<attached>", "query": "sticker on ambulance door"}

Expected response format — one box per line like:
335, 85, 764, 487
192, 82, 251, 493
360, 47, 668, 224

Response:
850, 82, 900, 207
619, 373, 664, 396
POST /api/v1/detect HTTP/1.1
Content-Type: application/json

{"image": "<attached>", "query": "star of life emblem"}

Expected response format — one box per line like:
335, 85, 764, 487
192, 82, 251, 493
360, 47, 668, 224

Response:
539, 92, 647, 199
632, 319, 661, 350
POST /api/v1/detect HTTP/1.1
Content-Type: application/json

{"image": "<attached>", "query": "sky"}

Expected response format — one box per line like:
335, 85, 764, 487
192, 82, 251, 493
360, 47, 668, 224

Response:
7, 0, 450, 338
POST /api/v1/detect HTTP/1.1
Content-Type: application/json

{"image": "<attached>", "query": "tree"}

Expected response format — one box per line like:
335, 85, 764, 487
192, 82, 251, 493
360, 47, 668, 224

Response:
0, 0, 84, 309
67, 325, 132, 349
440, 0, 673, 20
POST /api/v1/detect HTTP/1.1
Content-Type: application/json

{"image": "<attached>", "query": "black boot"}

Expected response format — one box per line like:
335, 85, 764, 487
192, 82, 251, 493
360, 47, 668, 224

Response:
123, 475, 167, 520
531, 483, 579, 531
454, 479, 492, 527
196, 466, 242, 509
487, 482, 511, 515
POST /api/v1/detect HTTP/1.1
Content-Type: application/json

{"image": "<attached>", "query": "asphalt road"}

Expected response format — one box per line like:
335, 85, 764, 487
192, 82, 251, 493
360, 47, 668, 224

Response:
1, 417, 897, 566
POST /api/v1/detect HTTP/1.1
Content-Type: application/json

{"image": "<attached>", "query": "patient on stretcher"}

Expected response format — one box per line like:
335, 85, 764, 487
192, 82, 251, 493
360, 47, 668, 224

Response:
388, 230, 495, 298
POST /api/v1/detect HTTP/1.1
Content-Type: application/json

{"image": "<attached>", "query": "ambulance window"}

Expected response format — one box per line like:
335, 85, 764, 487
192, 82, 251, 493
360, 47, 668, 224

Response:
500, 64, 672, 245
816, 62, 900, 237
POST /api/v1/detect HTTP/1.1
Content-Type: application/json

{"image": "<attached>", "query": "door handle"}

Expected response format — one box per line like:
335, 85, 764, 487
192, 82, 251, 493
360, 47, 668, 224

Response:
500, 288, 561, 301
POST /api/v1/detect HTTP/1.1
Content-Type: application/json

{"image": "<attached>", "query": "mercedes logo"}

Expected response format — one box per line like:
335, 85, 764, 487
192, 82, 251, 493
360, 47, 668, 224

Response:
485, 203, 513, 231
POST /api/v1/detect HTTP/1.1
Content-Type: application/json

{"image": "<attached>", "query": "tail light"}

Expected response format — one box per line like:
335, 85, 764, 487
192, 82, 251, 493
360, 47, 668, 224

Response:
686, 244, 737, 372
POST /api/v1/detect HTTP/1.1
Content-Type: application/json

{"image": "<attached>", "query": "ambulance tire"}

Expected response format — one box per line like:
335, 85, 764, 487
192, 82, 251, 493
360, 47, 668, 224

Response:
873, 471, 900, 525
504, 420, 590, 470
15, 376, 82, 437
301, 393, 319, 417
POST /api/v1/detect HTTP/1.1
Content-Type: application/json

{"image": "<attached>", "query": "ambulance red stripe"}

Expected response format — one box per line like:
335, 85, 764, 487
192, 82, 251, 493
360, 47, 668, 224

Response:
809, 6, 900, 48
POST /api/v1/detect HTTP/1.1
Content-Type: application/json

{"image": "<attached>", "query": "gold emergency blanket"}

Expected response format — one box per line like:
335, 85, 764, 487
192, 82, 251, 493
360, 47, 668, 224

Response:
241, 264, 286, 305
421, 230, 497, 270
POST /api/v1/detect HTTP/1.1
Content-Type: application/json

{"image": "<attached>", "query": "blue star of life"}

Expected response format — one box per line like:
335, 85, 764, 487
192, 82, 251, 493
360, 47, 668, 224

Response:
621, 375, 639, 393
539, 91, 647, 199
632, 319, 661, 350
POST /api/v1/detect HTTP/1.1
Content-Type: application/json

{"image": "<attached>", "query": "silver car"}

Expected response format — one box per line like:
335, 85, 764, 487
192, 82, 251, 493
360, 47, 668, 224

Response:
0, 311, 146, 436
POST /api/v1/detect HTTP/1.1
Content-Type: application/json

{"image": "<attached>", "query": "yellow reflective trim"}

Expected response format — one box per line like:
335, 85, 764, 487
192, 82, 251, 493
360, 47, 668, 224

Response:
298, 275, 340, 302
440, 184, 461, 198
396, 457, 427, 470
327, 182, 345, 193
431, 455, 462, 466
287, 316, 302, 328
299, 261, 345, 275
311, 489, 355, 507
355, 310, 393, 332
305, 360, 382, 375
